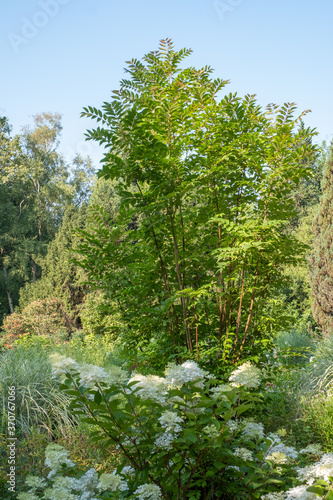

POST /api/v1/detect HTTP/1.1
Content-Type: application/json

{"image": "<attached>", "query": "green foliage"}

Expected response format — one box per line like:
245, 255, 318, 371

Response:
275, 329, 315, 366
298, 334, 333, 393
0, 113, 96, 325
78, 39, 318, 367
19, 205, 88, 333
54, 329, 122, 369
33, 359, 286, 499
310, 141, 333, 336
0, 346, 76, 436
1, 298, 67, 347
80, 291, 124, 339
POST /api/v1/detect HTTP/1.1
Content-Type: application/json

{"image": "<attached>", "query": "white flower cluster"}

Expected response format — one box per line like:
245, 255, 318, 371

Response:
299, 444, 323, 456
134, 483, 163, 500
158, 410, 183, 433
265, 451, 288, 464
297, 452, 333, 485
268, 443, 298, 460
210, 383, 233, 401
165, 360, 209, 389
44, 443, 75, 478
97, 473, 128, 492
18, 444, 131, 500
128, 374, 168, 403
79, 364, 111, 388
120, 465, 135, 477
284, 485, 318, 500
261, 493, 285, 500
241, 419, 265, 440
226, 420, 238, 432
202, 424, 219, 438
49, 354, 129, 390
154, 410, 183, 450
229, 362, 262, 389
233, 447, 254, 462
17, 493, 40, 500
49, 353, 79, 378
25, 476, 47, 489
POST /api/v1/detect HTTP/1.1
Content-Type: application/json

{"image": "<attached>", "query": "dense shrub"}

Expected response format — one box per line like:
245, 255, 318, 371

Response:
21, 355, 332, 500
1, 298, 66, 347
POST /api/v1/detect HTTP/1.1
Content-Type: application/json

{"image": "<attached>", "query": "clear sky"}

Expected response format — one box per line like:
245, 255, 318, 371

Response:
1, 0, 332, 166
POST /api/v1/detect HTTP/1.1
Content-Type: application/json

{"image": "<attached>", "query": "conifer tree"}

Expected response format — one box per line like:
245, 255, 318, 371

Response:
309, 141, 333, 336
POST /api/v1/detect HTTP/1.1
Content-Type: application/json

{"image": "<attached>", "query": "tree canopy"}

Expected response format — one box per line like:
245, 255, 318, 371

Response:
76, 39, 318, 368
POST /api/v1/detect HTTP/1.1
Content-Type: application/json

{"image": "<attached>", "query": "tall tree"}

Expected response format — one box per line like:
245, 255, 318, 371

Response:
19, 205, 88, 334
0, 113, 95, 324
78, 39, 318, 366
0, 117, 28, 316
309, 141, 333, 336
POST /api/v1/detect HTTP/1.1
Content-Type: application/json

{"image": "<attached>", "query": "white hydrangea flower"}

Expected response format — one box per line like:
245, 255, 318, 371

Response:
44, 443, 75, 478
165, 360, 209, 388
203, 424, 219, 438
134, 483, 163, 500
229, 362, 261, 389
128, 374, 168, 403
268, 443, 298, 460
297, 452, 333, 485
233, 447, 254, 461
17, 494, 40, 500
299, 444, 323, 456
25, 475, 47, 489
154, 431, 176, 450
226, 420, 238, 432
79, 364, 110, 388
226, 465, 240, 473
97, 473, 129, 492
105, 365, 129, 386
210, 384, 233, 401
73, 469, 98, 492
284, 485, 319, 499
52, 475, 76, 490
77, 494, 99, 500
241, 419, 265, 440
260, 493, 285, 500
265, 451, 288, 464
43, 488, 79, 500
120, 465, 135, 477
49, 353, 79, 377
158, 411, 183, 433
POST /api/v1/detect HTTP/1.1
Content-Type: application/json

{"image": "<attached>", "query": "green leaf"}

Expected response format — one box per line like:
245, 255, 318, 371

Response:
183, 429, 198, 443
94, 391, 102, 404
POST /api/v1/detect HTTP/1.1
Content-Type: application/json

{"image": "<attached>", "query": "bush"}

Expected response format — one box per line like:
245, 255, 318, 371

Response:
1, 298, 67, 347
275, 329, 315, 366
24, 355, 331, 499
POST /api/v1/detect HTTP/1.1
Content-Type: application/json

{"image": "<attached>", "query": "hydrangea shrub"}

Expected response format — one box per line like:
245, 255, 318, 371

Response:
19, 357, 333, 499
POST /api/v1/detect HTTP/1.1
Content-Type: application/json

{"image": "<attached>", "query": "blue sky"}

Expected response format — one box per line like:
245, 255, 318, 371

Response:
1, 0, 332, 166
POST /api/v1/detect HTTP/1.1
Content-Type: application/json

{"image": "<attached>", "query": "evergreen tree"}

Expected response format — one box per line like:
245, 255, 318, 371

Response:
19, 205, 87, 334
309, 141, 333, 336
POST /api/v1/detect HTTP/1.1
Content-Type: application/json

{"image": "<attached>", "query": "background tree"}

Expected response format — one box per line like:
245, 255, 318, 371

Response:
78, 39, 318, 368
0, 113, 95, 325
0, 116, 29, 317
19, 205, 88, 335
273, 141, 328, 334
309, 141, 333, 336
